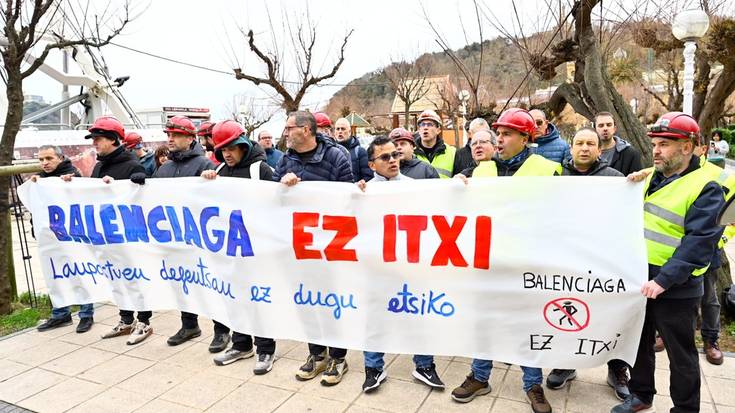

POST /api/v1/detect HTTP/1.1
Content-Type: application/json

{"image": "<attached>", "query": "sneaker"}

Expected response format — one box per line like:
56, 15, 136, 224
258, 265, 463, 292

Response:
76, 317, 94, 333
610, 395, 654, 413
412, 363, 445, 389
704, 340, 724, 365
295, 353, 328, 381
451, 373, 492, 403
526, 384, 552, 413
213, 348, 254, 366
126, 322, 153, 345
253, 353, 276, 375
362, 367, 387, 393
101, 320, 134, 339
607, 366, 631, 401
208, 333, 231, 353
320, 358, 348, 386
167, 327, 201, 346
37, 315, 72, 332
653, 336, 664, 352
546, 369, 577, 389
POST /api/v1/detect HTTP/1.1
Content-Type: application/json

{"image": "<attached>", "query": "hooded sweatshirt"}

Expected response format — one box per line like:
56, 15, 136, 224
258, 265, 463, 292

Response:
534, 123, 570, 164
137, 150, 157, 177
217, 143, 273, 180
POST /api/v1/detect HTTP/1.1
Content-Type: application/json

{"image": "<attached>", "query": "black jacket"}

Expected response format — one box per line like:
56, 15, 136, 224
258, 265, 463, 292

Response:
216, 143, 273, 180
400, 157, 439, 179
561, 159, 624, 176
647, 155, 725, 299
40, 158, 81, 178
453, 141, 475, 176
91, 146, 145, 179
154, 142, 215, 178
607, 136, 643, 176
339, 136, 373, 182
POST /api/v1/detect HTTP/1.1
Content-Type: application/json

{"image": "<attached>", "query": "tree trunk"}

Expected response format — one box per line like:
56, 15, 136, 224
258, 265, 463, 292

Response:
697, 63, 735, 139
403, 104, 410, 130
0, 64, 25, 315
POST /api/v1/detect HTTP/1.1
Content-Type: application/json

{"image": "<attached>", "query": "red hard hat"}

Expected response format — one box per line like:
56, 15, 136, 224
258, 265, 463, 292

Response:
164, 116, 197, 136
647, 112, 700, 140
197, 121, 216, 137
389, 127, 415, 145
123, 132, 143, 150
417, 110, 442, 127
212, 120, 247, 150
314, 112, 332, 128
86, 116, 125, 140
492, 108, 536, 140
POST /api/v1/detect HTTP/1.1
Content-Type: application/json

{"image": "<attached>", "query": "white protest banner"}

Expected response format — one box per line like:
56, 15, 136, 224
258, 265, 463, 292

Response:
18, 176, 647, 368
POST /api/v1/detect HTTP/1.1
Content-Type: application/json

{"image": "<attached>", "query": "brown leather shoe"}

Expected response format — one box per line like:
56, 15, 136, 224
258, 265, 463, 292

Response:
704, 341, 724, 365
653, 336, 665, 352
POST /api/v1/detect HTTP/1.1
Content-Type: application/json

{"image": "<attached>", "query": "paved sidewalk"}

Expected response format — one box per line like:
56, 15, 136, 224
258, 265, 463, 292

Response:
0, 309, 732, 413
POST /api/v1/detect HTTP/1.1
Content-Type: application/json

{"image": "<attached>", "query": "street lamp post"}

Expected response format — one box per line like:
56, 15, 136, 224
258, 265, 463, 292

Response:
672, 9, 710, 116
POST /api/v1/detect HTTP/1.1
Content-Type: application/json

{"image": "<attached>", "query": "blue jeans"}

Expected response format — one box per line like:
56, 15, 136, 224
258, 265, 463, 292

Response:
52, 304, 94, 320
471, 359, 543, 392
364, 352, 434, 370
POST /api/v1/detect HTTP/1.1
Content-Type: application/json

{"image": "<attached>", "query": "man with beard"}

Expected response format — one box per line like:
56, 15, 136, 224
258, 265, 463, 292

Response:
196, 121, 219, 166
335, 117, 372, 182
595, 112, 643, 176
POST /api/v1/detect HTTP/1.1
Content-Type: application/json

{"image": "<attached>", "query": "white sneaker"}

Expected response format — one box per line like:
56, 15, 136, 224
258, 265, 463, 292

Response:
254, 353, 276, 375
126, 322, 153, 345
100, 320, 134, 339
213, 348, 254, 366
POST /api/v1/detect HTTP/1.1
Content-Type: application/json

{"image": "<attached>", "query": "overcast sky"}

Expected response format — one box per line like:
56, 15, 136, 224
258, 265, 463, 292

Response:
22, 0, 703, 135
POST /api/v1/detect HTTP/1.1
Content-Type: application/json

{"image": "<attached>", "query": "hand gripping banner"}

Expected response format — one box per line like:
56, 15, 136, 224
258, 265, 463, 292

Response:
18, 176, 647, 369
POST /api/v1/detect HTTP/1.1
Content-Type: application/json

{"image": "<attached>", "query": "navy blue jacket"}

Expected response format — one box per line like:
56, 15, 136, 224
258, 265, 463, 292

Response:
339, 136, 373, 182
264, 147, 284, 169
273, 135, 354, 183
534, 123, 570, 164
647, 155, 725, 299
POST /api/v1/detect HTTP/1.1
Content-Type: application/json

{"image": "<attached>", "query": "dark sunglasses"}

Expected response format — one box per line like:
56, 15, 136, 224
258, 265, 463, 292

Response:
370, 151, 401, 162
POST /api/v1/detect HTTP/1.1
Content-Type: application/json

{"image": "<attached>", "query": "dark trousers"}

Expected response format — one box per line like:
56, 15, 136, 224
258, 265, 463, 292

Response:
607, 359, 628, 370
701, 267, 721, 342
120, 310, 151, 325
180, 311, 229, 334
309, 343, 347, 359
629, 297, 700, 412
228, 331, 276, 355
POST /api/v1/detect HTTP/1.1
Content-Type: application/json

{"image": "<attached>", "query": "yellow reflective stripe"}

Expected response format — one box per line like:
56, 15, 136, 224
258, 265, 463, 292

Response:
434, 167, 452, 177
644, 228, 681, 249
643, 202, 685, 228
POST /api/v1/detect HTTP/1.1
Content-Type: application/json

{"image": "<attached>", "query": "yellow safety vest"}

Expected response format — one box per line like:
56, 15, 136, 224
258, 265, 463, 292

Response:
474, 154, 561, 177
416, 144, 456, 179
699, 162, 735, 248
643, 165, 724, 275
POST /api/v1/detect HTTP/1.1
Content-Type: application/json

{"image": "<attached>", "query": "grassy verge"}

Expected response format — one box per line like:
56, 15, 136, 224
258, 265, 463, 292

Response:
0, 292, 54, 337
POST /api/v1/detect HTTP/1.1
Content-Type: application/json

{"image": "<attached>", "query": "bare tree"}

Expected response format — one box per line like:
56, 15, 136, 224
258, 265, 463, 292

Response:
232, 9, 353, 113
225, 96, 275, 137
0, 0, 131, 315
383, 57, 433, 129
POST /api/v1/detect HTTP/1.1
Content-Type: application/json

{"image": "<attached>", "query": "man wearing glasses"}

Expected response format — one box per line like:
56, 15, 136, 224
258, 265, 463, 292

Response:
414, 109, 457, 179
529, 109, 570, 164
453, 129, 499, 180
257, 130, 283, 169
274, 111, 354, 386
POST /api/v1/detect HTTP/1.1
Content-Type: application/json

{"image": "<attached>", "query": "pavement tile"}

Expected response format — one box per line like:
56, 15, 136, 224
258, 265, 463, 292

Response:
124, 334, 195, 361
134, 398, 203, 413
159, 371, 241, 410
248, 357, 311, 392
0, 368, 66, 403
700, 355, 735, 380
487, 397, 529, 412
146, 314, 184, 339
0, 359, 32, 382
717, 405, 735, 413
204, 382, 292, 413
28, 322, 77, 339
565, 380, 619, 412
273, 339, 301, 359
39, 346, 117, 376
572, 363, 608, 386
165, 341, 217, 372
273, 393, 348, 412
354, 374, 431, 413
345, 406, 393, 413
87, 332, 135, 354
202, 355, 256, 382
66, 387, 153, 413
16, 377, 105, 413
7, 340, 80, 367
117, 361, 193, 398
706, 376, 735, 406
0, 333, 51, 359
78, 354, 155, 386
56, 324, 106, 347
